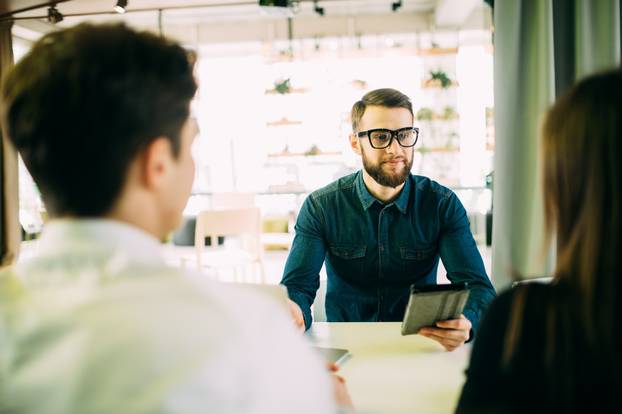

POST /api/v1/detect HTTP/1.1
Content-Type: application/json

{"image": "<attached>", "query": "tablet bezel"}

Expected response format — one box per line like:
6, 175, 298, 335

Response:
401, 283, 470, 336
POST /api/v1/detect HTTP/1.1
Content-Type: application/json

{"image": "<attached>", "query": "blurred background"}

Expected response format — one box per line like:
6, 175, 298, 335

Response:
3, 0, 495, 282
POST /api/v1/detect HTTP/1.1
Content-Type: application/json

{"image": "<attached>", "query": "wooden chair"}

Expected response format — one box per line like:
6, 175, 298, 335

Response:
194, 207, 265, 283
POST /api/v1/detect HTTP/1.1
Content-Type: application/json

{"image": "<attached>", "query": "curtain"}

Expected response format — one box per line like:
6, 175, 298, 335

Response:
0, 20, 20, 267
491, 0, 621, 289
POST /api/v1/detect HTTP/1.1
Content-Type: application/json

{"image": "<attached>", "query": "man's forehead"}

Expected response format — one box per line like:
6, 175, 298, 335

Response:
359, 106, 413, 126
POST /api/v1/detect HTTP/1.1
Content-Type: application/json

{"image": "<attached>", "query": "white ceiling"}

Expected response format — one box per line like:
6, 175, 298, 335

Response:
7, 0, 438, 18
8, 0, 490, 45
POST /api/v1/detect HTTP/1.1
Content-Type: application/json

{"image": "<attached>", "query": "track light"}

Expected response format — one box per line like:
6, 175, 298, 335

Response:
313, 0, 324, 16
114, 0, 128, 14
47, 5, 63, 24
391, 0, 402, 12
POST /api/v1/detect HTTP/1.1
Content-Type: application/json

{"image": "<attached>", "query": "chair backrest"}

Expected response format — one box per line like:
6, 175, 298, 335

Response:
194, 207, 262, 268
210, 192, 256, 209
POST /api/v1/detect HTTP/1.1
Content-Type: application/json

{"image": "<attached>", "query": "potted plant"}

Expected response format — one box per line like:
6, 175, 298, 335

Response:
351, 79, 368, 90
274, 78, 291, 94
304, 144, 321, 156
442, 106, 458, 120
416, 107, 434, 121
424, 70, 453, 88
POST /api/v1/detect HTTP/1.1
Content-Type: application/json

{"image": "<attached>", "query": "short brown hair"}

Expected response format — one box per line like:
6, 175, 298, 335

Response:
2, 23, 197, 217
350, 88, 413, 132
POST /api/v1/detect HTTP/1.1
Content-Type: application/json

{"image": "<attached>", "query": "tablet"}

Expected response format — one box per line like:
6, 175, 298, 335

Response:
314, 347, 352, 368
401, 283, 470, 336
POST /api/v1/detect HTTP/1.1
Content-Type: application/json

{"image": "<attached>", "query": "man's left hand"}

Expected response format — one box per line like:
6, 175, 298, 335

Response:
418, 314, 471, 352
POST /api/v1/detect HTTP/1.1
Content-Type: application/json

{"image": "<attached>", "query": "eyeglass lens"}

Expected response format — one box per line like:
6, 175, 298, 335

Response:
369, 129, 416, 148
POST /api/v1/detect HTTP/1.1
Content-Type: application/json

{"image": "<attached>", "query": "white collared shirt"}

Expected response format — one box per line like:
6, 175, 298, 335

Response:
0, 219, 335, 414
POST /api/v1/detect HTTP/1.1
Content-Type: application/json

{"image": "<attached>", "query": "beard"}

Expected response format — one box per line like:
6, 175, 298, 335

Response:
362, 148, 413, 188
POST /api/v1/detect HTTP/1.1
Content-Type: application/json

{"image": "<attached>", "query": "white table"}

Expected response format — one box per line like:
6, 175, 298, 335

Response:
308, 322, 471, 414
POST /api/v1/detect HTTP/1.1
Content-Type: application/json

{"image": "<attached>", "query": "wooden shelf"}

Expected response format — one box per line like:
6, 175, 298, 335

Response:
264, 87, 307, 95
267, 151, 342, 158
421, 80, 459, 89
417, 147, 460, 153
417, 114, 460, 122
266, 117, 303, 127
416, 47, 458, 56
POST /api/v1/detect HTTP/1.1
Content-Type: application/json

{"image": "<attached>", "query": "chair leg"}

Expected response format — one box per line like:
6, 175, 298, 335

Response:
257, 260, 266, 284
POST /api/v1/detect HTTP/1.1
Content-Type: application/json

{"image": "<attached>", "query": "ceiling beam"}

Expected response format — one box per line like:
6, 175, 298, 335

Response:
0, 0, 72, 19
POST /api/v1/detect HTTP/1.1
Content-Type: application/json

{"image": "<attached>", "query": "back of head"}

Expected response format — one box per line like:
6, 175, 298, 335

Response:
542, 68, 622, 330
350, 88, 413, 132
515, 68, 622, 407
488, 69, 622, 414
1, 23, 197, 217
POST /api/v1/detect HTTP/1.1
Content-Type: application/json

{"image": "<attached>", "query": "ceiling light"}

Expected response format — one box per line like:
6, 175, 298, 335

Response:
258, 0, 295, 17
47, 5, 63, 24
114, 0, 128, 14
391, 0, 402, 12
313, 0, 324, 16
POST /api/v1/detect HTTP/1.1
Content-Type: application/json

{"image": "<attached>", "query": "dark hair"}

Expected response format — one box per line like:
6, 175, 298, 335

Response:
350, 88, 413, 132
504, 68, 622, 405
1, 23, 197, 217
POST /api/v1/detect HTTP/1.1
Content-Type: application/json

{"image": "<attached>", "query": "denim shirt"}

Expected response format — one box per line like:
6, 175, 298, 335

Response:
281, 171, 496, 337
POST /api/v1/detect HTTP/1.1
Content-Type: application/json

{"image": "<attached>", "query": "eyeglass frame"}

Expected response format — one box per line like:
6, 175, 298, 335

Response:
356, 127, 420, 149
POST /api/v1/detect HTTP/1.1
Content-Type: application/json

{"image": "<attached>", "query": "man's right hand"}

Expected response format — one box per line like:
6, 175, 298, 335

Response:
287, 298, 305, 331
331, 373, 354, 411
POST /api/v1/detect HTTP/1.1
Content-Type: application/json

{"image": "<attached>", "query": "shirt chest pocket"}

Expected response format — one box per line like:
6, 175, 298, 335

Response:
399, 246, 436, 261
330, 244, 367, 259
328, 244, 367, 278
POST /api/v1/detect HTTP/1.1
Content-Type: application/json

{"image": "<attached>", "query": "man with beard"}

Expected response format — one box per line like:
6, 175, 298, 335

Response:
281, 88, 495, 351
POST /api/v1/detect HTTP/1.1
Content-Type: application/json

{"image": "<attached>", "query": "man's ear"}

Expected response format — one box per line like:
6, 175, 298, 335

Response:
349, 133, 362, 156
141, 136, 174, 190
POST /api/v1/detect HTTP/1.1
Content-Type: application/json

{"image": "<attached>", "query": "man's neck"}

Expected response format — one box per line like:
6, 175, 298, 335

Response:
361, 170, 405, 204
105, 193, 168, 242
104, 212, 163, 241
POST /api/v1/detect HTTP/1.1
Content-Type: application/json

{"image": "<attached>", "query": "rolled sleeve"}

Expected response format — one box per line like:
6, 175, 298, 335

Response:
281, 195, 327, 330
438, 193, 496, 339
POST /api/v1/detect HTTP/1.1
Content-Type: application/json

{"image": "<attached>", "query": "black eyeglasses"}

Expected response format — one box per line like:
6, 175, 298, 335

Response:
357, 127, 419, 149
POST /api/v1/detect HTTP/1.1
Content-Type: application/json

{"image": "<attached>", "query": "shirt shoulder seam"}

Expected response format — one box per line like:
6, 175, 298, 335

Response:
414, 177, 452, 200
311, 178, 356, 200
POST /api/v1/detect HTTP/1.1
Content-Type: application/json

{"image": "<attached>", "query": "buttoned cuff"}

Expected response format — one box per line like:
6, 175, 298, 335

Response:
462, 308, 479, 343
288, 291, 313, 331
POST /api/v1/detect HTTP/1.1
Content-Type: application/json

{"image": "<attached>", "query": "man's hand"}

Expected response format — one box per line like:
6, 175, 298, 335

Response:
327, 364, 354, 411
286, 298, 305, 331
418, 314, 471, 352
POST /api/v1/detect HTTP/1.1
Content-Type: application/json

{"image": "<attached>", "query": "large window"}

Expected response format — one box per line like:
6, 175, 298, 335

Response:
188, 30, 494, 243
12, 21, 494, 247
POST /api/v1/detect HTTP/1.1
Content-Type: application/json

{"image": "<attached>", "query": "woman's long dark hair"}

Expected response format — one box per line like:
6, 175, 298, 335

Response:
503, 68, 622, 407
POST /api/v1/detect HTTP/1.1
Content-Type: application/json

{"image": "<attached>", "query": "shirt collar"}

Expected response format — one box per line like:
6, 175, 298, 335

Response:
37, 219, 165, 267
392, 176, 411, 214
355, 171, 377, 211
355, 170, 411, 214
